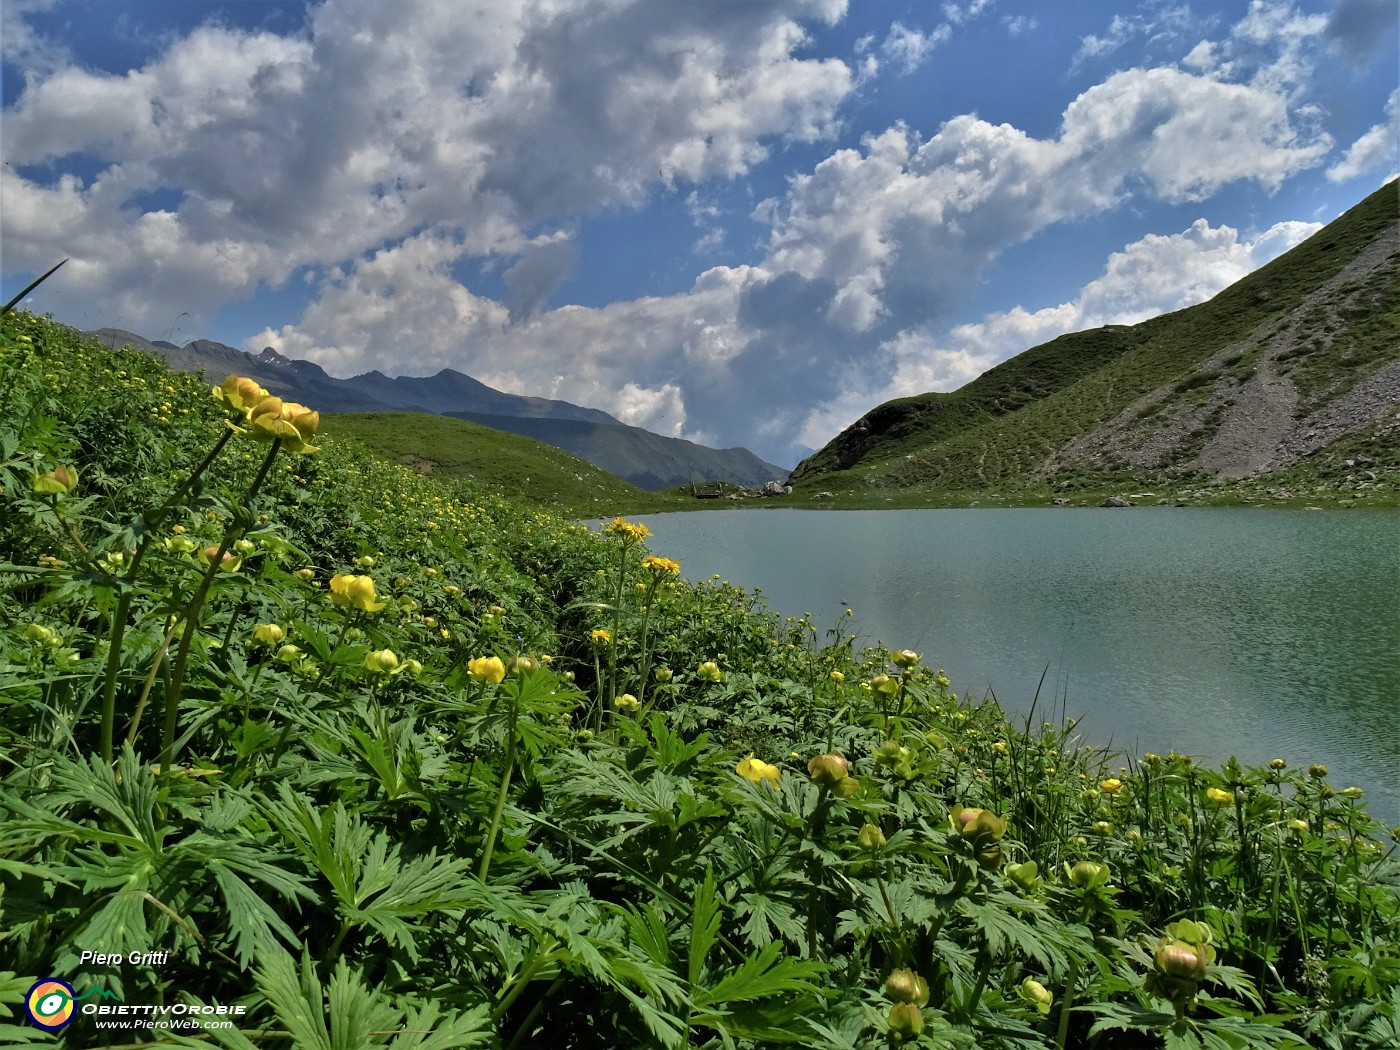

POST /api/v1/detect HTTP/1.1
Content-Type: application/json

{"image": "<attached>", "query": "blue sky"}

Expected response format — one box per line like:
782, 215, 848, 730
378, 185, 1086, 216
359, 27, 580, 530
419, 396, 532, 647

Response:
2, 0, 1396, 465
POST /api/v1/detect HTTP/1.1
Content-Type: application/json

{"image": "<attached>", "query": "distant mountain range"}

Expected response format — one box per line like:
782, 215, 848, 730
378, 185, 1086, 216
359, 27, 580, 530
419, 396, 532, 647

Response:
791, 179, 1399, 502
85, 329, 787, 490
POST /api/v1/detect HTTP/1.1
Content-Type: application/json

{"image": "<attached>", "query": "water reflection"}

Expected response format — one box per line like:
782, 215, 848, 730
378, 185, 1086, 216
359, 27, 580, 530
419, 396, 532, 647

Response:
635, 508, 1400, 821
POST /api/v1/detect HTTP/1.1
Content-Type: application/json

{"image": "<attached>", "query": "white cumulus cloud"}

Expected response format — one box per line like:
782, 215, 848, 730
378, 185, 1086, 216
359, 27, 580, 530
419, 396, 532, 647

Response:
1328, 89, 1400, 183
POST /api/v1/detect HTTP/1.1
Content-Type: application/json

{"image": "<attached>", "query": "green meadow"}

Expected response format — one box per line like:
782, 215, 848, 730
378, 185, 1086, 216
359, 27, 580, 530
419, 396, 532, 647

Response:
2, 311, 1397, 1048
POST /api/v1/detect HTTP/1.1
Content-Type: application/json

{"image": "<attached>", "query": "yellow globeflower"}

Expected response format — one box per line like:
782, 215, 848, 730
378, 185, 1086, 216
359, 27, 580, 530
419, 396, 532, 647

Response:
736, 755, 781, 789
467, 655, 506, 683
246, 397, 320, 453
1100, 778, 1124, 795
696, 660, 722, 682
328, 574, 386, 612
613, 693, 641, 713
212, 374, 270, 415
1205, 787, 1234, 807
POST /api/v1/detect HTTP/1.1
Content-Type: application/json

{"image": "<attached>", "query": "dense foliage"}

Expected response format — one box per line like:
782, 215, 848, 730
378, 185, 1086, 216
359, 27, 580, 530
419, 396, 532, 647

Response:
2, 311, 1397, 1049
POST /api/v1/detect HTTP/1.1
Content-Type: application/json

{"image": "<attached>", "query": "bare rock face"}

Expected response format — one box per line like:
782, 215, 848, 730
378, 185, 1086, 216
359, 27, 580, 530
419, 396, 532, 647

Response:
1051, 231, 1400, 485
760, 481, 792, 496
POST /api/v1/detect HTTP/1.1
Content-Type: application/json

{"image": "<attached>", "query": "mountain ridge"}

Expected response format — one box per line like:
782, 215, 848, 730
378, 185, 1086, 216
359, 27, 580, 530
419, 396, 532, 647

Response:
85, 328, 787, 489
791, 179, 1399, 503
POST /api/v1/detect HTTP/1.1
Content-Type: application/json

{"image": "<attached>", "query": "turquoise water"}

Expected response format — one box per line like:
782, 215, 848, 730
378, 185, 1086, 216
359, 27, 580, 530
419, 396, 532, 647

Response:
633, 508, 1400, 821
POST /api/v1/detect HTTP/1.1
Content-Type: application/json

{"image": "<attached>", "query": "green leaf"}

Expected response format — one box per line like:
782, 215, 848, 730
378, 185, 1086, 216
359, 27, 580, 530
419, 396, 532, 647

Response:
687, 866, 721, 989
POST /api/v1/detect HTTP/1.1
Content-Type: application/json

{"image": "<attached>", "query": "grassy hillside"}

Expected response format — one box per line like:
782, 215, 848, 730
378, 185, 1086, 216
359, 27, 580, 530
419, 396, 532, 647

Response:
2, 312, 1397, 1049
793, 180, 1399, 506
321, 411, 691, 515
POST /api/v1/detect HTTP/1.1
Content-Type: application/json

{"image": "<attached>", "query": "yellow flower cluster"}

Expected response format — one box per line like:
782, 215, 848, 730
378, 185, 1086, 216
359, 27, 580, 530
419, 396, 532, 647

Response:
603, 517, 651, 543
641, 555, 680, 575
213, 374, 320, 454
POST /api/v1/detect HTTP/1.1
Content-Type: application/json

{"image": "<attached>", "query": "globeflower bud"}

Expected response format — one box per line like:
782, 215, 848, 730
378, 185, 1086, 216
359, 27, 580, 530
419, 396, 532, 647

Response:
1066, 860, 1111, 889
1308, 764, 1328, 779
696, 660, 723, 682
363, 649, 399, 675
199, 546, 243, 572
275, 644, 303, 665
870, 674, 900, 696
1018, 977, 1053, 1015
891, 649, 920, 669
654, 666, 673, 683
886, 1002, 924, 1042
857, 823, 886, 851
951, 805, 1006, 843
467, 655, 506, 683
884, 968, 929, 1006
831, 775, 861, 799
33, 464, 78, 495
874, 739, 909, 768
613, 693, 641, 713
806, 751, 849, 786
975, 845, 1004, 871
1006, 860, 1042, 895
250, 623, 285, 647
1155, 944, 1206, 982
506, 655, 539, 677
1268, 758, 1287, 771
23, 623, 61, 646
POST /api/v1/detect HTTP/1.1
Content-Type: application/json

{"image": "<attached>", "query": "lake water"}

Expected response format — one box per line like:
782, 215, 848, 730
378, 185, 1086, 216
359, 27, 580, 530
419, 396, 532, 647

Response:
633, 508, 1400, 822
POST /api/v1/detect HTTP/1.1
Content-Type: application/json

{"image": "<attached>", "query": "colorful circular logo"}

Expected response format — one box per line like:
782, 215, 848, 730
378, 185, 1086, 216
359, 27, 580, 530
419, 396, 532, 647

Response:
25, 978, 77, 1031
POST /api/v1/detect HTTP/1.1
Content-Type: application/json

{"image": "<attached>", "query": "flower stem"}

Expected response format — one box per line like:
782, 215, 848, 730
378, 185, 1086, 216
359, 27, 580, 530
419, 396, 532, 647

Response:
99, 427, 235, 764
477, 693, 519, 881
159, 439, 281, 773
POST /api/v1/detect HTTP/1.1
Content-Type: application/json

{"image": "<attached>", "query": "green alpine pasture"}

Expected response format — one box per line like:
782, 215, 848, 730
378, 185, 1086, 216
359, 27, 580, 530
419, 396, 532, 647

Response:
2, 311, 1397, 1049
320, 411, 690, 516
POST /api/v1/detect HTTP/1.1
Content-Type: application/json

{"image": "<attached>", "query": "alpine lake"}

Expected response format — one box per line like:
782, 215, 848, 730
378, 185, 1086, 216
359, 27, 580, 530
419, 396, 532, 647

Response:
632, 507, 1400, 823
